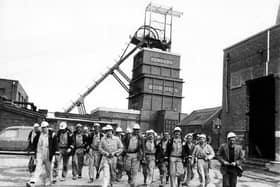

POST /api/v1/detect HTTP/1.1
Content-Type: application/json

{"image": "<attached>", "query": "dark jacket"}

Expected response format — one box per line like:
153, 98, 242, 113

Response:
86, 132, 103, 149
27, 130, 41, 154
71, 131, 87, 154
166, 137, 185, 159
217, 143, 244, 175
155, 139, 169, 163
56, 129, 73, 149
123, 133, 143, 154
183, 142, 195, 158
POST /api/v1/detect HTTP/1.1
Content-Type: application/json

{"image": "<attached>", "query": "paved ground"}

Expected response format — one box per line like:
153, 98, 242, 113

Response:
0, 154, 279, 187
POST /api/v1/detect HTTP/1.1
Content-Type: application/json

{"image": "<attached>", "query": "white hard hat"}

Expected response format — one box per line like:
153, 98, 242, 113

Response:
199, 134, 207, 139
133, 123, 140, 130
59, 121, 67, 130
146, 129, 153, 134
126, 128, 132, 133
227, 132, 237, 139
33, 123, 40, 128
84, 126, 89, 130
76, 123, 82, 128
104, 125, 113, 131
94, 123, 100, 127
116, 127, 123, 132
174, 127, 181, 132
185, 133, 193, 138
41, 121, 49, 128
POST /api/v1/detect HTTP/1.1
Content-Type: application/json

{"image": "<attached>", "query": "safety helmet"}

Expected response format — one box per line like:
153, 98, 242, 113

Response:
173, 127, 181, 132
59, 121, 67, 130
84, 126, 89, 131
133, 123, 140, 130
33, 123, 40, 128
185, 133, 193, 139
199, 134, 207, 139
116, 127, 123, 133
227, 132, 237, 139
76, 123, 82, 128
41, 121, 49, 128
104, 125, 113, 131
146, 129, 154, 134
94, 123, 100, 127
126, 128, 132, 133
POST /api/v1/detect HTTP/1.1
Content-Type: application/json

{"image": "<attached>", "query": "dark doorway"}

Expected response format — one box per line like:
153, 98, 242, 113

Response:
246, 75, 275, 160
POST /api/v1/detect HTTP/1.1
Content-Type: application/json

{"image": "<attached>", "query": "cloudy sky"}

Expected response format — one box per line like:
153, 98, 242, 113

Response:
0, 0, 279, 114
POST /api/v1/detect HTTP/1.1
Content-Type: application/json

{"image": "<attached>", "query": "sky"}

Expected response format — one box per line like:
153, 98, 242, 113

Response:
0, 0, 279, 114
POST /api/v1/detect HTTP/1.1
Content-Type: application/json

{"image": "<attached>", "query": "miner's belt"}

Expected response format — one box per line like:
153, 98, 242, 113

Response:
126, 151, 137, 154
146, 153, 155, 156
170, 155, 182, 158
59, 146, 68, 149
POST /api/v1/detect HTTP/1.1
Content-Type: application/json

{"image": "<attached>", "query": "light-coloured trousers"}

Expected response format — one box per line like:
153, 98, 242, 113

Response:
169, 157, 184, 187
197, 159, 210, 185
88, 149, 101, 179
31, 156, 51, 185
101, 156, 117, 187
142, 155, 155, 185
124, 153, 139, 187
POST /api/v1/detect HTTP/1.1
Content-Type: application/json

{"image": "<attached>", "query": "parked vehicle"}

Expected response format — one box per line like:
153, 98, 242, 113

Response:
0, 126, 33, 151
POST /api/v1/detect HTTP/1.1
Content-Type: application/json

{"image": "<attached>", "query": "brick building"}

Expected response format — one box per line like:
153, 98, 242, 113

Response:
221, 24, 280, 172
128, 48, 186, 131
0, 99, 45, 131
178, 107, 222, 150
0, 78, 28, 104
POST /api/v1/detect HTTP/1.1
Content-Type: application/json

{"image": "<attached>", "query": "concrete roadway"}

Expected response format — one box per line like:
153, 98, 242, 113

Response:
0, 155, 279, 187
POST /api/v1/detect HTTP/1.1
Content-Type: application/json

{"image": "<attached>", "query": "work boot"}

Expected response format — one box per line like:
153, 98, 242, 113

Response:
88, 178, 94, 183
72, 176, 77, 180
60, 177, 65, 181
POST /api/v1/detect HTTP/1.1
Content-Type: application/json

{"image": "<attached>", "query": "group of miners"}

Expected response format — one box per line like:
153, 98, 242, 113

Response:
26, 120, 244, 187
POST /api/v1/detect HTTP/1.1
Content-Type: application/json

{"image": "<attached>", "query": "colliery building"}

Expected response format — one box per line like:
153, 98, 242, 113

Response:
128, 48, 186, 132
221, 24, 280, 172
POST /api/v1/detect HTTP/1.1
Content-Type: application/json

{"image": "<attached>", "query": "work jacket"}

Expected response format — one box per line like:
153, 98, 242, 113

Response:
166, 137, 185, 159
217, 143, 244, 175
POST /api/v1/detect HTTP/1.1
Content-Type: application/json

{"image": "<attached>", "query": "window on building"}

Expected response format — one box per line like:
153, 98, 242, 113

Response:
0, 88, 5, 95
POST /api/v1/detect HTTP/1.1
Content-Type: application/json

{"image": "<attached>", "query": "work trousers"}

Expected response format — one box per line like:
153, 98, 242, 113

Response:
53, 148, 70, 179
142, 155, 156, 186
183, 158, 194, 185
72, 148, 84, 177
169, 157, 184, 187
124, 153, 139, 187
222, 169, 238, 187
158, 160, 169, 185
197, 159, 210, 186
116, 155, 124, 179
101, 156, 117, 187
31, 156, 51, 185
88, 149, 101, 179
